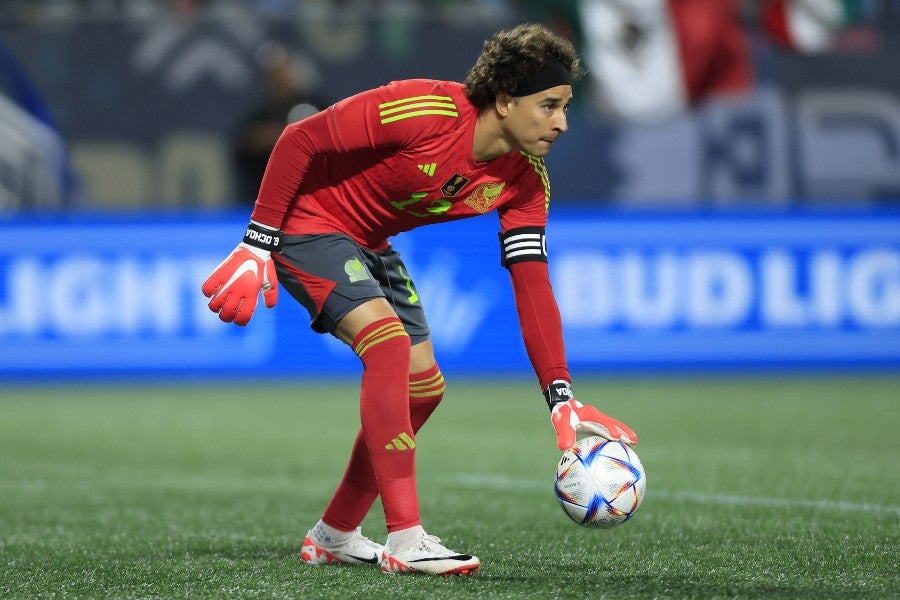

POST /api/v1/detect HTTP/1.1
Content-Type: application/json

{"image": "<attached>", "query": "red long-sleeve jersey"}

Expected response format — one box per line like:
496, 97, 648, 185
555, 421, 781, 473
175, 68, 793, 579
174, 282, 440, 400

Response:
251, 78, 569, 388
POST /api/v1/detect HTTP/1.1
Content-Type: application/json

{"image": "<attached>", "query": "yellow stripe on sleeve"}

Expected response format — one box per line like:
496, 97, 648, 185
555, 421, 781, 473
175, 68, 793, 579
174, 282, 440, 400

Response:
523, 152, 551, 213
378, 95, 458, 124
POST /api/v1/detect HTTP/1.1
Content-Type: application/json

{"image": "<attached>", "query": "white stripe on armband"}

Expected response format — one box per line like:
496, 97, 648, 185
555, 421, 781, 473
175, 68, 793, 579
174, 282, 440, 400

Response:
506, 248, 544, 259
506, 240, 542, 251
504, 232, 543, 244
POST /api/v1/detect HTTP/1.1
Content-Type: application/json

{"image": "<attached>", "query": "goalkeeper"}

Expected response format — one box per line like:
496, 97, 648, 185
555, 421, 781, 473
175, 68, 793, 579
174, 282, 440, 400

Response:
202, 23, 637, 576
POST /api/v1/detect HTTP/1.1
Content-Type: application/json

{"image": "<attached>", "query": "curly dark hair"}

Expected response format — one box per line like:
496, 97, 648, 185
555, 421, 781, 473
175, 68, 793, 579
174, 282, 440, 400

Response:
464, 23, 585, 110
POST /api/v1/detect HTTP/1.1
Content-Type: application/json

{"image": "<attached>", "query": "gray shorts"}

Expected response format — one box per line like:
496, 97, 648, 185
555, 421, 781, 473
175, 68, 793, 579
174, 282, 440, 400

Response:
273, 233, 430, 343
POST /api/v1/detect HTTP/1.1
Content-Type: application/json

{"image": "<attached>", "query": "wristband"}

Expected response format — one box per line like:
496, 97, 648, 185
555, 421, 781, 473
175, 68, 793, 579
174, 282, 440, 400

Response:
544, 379, 573, 410
243, 221, 284, 252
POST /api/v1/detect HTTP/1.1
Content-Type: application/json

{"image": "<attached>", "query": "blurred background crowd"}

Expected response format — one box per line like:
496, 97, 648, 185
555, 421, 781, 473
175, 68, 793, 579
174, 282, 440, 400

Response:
1, 0, 899, 212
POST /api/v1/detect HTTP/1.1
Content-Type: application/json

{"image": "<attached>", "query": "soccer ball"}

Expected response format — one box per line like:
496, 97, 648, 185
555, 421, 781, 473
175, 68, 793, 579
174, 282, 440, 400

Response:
554, 436, 646, 528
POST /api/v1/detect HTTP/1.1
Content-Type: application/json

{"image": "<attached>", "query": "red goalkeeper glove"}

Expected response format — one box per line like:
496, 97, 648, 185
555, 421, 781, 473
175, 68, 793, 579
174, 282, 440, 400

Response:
545, 380, 638, 450
201, 222, 282, 326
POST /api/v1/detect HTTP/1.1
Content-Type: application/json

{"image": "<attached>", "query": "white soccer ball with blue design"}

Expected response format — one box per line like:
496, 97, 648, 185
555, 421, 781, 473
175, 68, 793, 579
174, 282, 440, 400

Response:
554, 436, 646, 528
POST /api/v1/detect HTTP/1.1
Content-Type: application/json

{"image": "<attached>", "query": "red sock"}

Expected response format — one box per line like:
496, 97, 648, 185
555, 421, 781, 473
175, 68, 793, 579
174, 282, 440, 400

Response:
354, 318, 419, 532
320, 429, 379, 531
322, 362, 445, 532
409, 363, 445, 431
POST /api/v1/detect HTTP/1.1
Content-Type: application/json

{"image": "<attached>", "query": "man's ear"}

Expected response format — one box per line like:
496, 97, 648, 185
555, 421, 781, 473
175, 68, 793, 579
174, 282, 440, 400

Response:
495, 93, 514, 118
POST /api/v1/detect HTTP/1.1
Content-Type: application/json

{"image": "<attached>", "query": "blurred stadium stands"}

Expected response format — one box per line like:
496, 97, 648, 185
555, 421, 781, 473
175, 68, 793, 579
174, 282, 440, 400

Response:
0, 0, 897, 209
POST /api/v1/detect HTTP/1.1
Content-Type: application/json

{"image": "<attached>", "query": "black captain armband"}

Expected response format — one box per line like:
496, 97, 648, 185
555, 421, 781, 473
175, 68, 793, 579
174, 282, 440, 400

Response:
499, 226, 547, 269
243, 221, 284, 252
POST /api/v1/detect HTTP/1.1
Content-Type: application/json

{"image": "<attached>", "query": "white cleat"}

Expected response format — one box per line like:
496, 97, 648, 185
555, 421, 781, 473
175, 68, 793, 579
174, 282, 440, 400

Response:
380, 532, 479, 576
300, 527, 383, 567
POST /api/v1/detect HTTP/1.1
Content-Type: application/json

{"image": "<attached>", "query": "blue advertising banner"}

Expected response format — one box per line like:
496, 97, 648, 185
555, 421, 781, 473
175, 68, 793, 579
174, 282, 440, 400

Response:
550, 212, 900, 369
1, 209, 898, 380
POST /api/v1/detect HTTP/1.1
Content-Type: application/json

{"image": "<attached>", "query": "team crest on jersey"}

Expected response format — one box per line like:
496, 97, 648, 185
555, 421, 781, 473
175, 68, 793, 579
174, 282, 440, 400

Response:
440, 173, 470, 197
464, 181, 505, 213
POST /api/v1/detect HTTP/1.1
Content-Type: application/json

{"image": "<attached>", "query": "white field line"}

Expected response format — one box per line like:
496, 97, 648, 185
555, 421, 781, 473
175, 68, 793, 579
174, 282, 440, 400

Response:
450, 474, 900, 516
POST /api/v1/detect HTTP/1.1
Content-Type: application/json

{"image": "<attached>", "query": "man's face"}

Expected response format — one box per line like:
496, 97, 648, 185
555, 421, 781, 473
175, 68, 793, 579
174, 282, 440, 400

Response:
502, 85, 572, 157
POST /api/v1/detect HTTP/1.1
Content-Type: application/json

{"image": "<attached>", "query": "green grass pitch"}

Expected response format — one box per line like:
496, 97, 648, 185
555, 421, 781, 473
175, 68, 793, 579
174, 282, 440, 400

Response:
1, 376, 897, 599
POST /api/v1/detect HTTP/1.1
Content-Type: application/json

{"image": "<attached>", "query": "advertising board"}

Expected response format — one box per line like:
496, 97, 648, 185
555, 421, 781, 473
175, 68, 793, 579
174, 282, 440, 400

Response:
1, 209, 897, 379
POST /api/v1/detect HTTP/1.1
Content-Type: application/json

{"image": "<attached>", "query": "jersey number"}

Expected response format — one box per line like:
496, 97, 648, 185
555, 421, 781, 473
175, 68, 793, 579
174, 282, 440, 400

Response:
391, 192, 451, 218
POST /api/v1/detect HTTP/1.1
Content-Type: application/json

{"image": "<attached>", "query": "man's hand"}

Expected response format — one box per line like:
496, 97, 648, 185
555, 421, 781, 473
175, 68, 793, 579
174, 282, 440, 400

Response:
545, 380, 638, 450
202, 243, 278, 326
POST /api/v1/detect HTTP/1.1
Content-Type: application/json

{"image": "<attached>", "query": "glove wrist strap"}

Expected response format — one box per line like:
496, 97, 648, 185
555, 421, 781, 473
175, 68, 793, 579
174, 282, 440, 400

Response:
243, 221, 284, 252
544, 379, 573, 410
